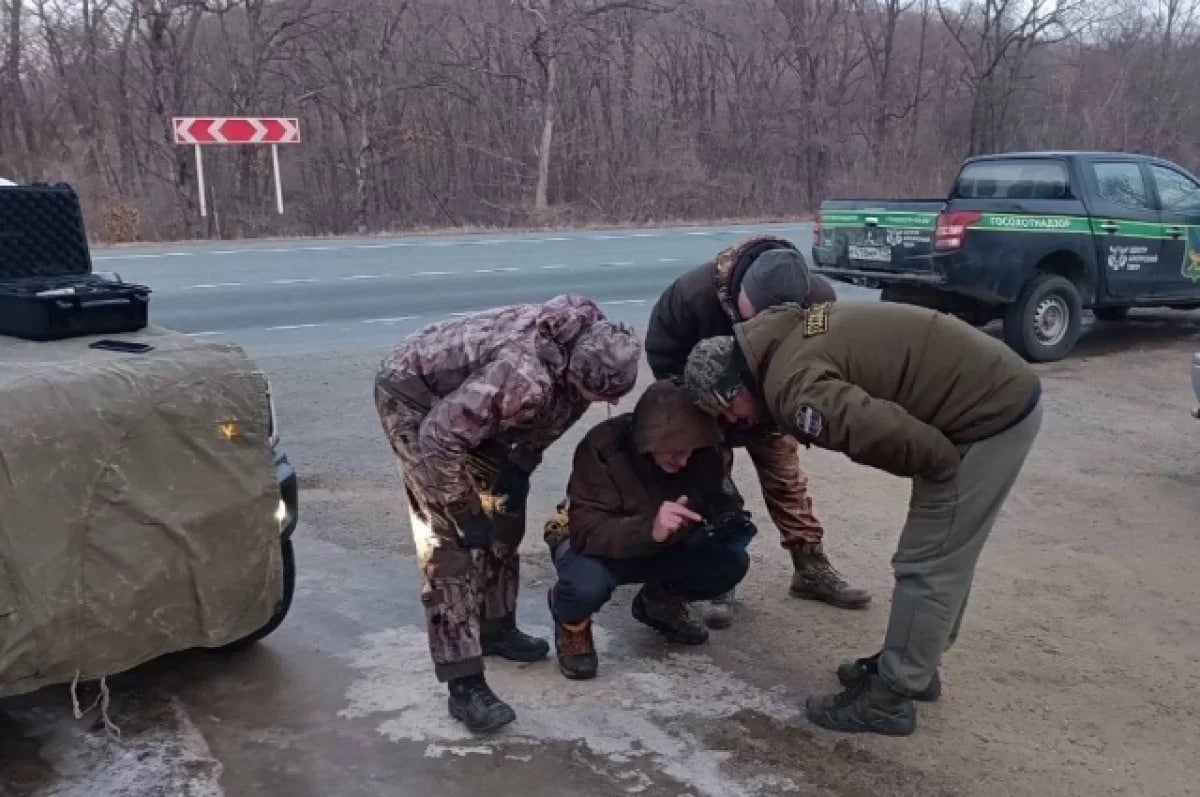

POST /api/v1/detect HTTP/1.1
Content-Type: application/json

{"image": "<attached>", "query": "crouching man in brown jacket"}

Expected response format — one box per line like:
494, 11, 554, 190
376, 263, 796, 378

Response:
545, 380, 754, 680
683, 300, 1043, 736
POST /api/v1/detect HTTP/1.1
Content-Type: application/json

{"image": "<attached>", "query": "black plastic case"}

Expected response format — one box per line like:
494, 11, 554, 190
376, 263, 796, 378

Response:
0, 182, 151, 341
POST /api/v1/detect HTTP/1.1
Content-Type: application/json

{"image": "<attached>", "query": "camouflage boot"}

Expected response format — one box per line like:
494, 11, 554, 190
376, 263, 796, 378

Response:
836, 652, 941, 702
789, 542, 871, 610
447, 674, 516, 734
805, 671, 917, 736
632, 584, 708, 645
700, 588, 736, 630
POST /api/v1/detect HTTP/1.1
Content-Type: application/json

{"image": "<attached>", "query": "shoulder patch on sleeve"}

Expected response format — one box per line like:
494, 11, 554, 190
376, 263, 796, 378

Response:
795, 405, 825, 440
803, 303, 830, 337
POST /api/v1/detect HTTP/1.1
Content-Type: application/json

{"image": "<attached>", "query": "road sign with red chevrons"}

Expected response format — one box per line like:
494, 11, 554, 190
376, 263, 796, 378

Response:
171, 116, 301, 217
172, 117, 300, 145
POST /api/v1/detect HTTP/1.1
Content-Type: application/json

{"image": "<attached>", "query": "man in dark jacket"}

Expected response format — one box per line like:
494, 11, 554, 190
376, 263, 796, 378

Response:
545, 380, 754, 680
682, 300, 1043, 736
645, 235, 869, 628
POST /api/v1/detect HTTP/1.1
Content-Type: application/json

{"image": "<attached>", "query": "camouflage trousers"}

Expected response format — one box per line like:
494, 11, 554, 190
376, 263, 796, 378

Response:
374, 380, 527, 682
720, 431, 824, 548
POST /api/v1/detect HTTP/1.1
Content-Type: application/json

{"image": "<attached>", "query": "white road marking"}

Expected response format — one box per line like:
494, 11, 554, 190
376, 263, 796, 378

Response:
685, 230, 714, 236
265, 323, 326, 331
464, 239, 509, 246
362, 316, 419, 324
412, 270, 451, 276
600, 261, 634, 267
658, 257, 682, 263
542, 236, 570, 241
342, 274, 383, 280
473, 267, 520, 273
449, 311, 478, 317
631, 232, 661, 238
186, 331, 225, 337
354, 243, 412, 249
269, 278, 318, 285
540, 264, 568, 270
602, 299, 647, 305
182, 282, 242, 289
94, 253, 176, 261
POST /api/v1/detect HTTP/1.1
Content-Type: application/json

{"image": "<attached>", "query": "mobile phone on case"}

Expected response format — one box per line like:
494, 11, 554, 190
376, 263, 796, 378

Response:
88, 339, 154, 354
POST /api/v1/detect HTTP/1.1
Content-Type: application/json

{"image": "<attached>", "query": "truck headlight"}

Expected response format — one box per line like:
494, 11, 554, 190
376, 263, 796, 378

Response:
266, 383, 280, 448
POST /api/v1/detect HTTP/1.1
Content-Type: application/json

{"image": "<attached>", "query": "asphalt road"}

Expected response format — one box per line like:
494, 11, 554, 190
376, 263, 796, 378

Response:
92, 221, 875, 354
5, 222, 1200, 796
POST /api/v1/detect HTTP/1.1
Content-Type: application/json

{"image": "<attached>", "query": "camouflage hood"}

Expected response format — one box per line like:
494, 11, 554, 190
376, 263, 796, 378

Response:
567, 320, 641, 400
376, 294, 641, 518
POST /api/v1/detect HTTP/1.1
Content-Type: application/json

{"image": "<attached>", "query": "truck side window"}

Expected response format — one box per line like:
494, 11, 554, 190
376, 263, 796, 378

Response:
1092, 162, 1151, 210
954, 161, 1068, 200
1149, 165, 1200, 214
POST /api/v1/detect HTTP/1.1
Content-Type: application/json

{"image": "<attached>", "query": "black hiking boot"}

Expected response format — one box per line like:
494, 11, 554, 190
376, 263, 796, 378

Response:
805, 672, 917, 737
446, 674, 516, 734
481, 626, 550, 663
701, 589, 735, 629
836, 652, 941, 702
549, 587, 598, 680
789, 542, 871, 610
631, 584, 708, 645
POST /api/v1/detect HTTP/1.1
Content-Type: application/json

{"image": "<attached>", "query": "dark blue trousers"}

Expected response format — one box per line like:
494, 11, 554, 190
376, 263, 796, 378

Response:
550, 538, 750, 625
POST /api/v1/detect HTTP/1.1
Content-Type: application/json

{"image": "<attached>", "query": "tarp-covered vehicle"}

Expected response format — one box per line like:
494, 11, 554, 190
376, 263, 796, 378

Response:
0, 179, 298, 700
0, 326, 299, 699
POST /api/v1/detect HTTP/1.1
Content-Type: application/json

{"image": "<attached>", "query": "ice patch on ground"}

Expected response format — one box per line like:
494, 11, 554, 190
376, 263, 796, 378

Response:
338, 623, 803, 797
11, 697, 223, 797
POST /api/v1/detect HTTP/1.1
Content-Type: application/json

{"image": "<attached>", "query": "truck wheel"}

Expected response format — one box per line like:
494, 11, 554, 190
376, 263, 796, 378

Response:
1093, 306, 1129, 321
1003, 274, 1082, 362
222, 537, 296, 649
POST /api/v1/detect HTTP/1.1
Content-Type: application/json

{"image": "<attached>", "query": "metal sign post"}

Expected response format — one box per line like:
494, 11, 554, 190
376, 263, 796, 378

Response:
172, 116, 301, 218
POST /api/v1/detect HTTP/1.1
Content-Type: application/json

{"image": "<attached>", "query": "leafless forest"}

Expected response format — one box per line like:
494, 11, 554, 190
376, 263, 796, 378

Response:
0, 0, 1196, 242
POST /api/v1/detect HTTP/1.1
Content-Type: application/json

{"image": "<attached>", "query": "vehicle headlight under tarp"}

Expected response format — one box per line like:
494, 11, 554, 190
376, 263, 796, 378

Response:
0, 325, 282, 699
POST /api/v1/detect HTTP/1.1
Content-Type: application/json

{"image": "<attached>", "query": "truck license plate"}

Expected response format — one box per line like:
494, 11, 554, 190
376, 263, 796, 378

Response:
848, 245, 892, 263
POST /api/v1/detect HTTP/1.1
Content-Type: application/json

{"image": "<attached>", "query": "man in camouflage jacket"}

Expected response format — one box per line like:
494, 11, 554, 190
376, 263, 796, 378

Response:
374, 294, 641, 734
645, 235, 870, 626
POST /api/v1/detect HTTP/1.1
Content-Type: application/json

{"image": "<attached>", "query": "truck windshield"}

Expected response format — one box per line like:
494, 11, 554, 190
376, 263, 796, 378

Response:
954, 161, 1070, 200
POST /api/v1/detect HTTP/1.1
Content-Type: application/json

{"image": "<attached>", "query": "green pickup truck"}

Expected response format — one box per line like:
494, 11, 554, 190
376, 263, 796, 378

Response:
810, 151, 1200, 361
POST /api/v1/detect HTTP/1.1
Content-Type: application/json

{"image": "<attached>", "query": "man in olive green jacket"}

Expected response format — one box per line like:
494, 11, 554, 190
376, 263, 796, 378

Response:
682, 300, 1043, 737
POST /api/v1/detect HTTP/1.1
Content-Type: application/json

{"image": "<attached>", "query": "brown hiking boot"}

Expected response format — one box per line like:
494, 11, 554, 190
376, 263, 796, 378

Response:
790, 542, 871, 610
549, 587, 598, 680
631, 584, 708, 645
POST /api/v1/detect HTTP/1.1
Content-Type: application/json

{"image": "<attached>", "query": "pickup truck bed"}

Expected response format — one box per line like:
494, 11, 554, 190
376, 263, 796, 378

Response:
812, 151, 1200, 362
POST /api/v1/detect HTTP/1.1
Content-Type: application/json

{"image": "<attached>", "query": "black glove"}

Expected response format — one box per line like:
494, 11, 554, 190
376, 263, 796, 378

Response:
456, 513, 495, 550
493, 464, 532, 507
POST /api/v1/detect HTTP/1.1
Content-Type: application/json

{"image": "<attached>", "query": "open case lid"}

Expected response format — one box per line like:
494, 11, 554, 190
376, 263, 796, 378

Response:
0, 182, 93, 279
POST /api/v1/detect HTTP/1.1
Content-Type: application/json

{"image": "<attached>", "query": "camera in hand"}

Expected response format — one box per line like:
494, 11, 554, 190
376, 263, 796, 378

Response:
685, 508, 757, 548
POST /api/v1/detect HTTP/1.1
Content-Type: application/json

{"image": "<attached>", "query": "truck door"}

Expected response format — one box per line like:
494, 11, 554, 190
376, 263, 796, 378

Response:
1085, 160, 1162, 300
1147, 162, 1200, 298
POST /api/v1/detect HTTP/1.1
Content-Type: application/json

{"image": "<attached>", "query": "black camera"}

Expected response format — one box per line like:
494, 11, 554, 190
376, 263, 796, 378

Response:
686, 508, 757, 548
